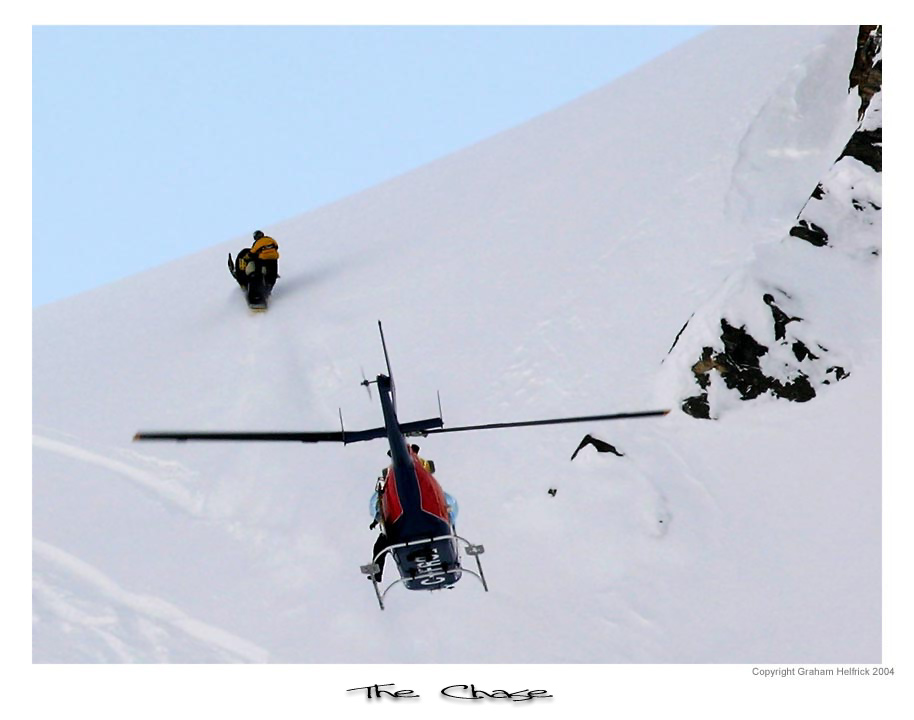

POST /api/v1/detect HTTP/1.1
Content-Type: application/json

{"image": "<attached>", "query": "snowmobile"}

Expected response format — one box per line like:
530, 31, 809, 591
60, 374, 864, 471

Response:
134, 322, 668, 609
228, 251, 273, 311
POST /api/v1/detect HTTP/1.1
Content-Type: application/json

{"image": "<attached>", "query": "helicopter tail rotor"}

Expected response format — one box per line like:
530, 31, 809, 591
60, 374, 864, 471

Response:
360, 365, 373, 399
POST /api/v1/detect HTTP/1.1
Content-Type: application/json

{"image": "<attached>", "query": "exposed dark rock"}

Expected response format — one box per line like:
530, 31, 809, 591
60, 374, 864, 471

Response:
719, 320, 767, 373
681, 393, 711, 419
849, 25, 882, 120
825, 366, 849, 383
714, 317, 817, 403
811, 183, 827, 200
763, 294, 802, 340
691, 346, 726, 389
684, 320, 771, 411
792, 340, 818, 362
778, 373, 816, 402
852, 198, 881, 212
570, 434, 624, 461
839, 127, 882, 172
789, 219, 829, 247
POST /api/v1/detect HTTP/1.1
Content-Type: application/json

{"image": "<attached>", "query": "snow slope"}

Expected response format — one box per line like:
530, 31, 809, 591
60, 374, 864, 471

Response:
33, 26, 880, 664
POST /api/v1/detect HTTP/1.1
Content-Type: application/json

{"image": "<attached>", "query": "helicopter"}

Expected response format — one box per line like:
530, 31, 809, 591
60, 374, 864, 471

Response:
134, 322, 669, 610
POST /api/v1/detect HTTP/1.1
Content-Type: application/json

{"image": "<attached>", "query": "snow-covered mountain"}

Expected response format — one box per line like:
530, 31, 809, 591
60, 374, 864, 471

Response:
33, 26, 881, 665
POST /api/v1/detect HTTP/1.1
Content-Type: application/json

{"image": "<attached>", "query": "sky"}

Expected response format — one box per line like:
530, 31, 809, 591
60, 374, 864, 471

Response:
32, 25, 708, 307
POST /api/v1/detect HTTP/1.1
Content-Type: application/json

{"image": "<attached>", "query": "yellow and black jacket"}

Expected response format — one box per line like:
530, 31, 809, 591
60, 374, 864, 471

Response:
251, 235, 279, 260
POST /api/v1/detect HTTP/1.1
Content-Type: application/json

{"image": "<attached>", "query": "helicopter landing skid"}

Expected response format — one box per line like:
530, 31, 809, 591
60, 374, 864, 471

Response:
360, 533, 488, 611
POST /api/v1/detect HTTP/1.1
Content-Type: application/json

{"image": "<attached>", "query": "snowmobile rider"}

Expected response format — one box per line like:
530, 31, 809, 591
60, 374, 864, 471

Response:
234, 230, 280, 290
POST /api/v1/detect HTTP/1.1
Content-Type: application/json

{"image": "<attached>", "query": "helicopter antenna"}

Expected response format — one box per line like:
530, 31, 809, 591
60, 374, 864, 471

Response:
378, 321, 394, 377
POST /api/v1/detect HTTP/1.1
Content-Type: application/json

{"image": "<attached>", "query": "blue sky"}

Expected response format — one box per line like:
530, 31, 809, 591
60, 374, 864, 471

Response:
33, 26, 708, 306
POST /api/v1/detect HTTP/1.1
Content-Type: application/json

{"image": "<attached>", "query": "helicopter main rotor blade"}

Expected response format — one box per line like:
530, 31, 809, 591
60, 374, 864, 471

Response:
134, 417, 444, 445
419, 409, 670, 436
133, 430, 348, 443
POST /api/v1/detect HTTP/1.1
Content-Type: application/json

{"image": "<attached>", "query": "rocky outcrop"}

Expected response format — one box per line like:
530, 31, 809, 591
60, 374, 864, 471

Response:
671, 26, 881, 419
849, 25, 882, 120
786, 26, 881, 257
